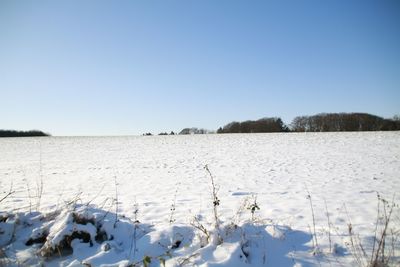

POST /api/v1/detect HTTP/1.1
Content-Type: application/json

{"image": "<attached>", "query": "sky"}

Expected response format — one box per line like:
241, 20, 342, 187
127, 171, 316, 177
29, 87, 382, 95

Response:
1, 0, 399, 136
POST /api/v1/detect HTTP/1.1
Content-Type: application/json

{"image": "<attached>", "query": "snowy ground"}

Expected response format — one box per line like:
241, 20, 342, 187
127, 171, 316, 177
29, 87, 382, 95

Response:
0, 132, 399, 266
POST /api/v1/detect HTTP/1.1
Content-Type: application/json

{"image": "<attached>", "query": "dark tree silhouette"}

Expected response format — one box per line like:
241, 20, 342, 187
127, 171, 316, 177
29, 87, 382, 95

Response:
217, 117, 289, 133
290, 113, 400, 132
0, 130, 50, 137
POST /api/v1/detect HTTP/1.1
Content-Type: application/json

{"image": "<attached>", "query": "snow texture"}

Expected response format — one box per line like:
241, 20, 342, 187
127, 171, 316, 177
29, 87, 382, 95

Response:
0, 132, 399, 266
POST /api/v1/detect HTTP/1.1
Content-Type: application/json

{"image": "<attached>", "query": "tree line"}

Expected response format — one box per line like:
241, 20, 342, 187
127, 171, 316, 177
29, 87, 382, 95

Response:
0, 130, 50, 137
214, 113, 399, 134
5, 112, 397, 137
290, 113, 400, 132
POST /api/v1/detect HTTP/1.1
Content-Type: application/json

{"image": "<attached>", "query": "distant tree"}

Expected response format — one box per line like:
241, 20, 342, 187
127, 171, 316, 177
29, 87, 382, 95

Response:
179, 127, 211, 135
392, 115, 400, 130
220, 122, 240, 133
217, 117, 289, 133
179, 128, 191, 135
143, 133, 153, 136
276, 118, 290, 132
290, 116, 308, 132
170, 131, 175, 135
0, 129, 50, 137
158, 132, 168, 135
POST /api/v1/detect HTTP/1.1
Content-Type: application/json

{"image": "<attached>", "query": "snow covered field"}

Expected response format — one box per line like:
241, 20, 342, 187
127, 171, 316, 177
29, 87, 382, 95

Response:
1, 132, 399, 266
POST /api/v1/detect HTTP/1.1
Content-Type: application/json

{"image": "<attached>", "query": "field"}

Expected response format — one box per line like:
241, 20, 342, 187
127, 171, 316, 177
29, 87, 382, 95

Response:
1, 132, 399, 266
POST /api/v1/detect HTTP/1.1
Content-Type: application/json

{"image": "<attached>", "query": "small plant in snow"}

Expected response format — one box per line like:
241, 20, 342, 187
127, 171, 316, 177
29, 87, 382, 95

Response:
113, 175, 119, 228
191, 214, 210, 247
324, 199, 333, 254
169, 183, 180, 224
248, 195, 260, 221
129, 200, 140, 261
204, 164, 223, 245
36, 142, 44, 211
305, 186, 320, 255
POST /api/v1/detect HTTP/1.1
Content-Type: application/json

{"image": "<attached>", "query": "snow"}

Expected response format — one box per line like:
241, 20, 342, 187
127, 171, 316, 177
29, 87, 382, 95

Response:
0, 132, 399, 266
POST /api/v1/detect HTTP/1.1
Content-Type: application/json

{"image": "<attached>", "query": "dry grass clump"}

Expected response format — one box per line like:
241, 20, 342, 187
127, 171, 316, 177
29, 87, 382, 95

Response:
346, 194, 399, 267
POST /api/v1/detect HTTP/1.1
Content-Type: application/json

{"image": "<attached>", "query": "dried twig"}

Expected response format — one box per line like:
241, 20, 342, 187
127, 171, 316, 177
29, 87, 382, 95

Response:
204, 165, 222, 245
0, 182, 14, 204
324, 199, 332, 253
114, 175, 119, 228
305, 186, 319, 252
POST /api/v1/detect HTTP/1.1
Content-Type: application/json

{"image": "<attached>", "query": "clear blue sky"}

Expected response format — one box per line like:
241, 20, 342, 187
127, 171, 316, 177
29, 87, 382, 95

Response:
1, 0, 399, 136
